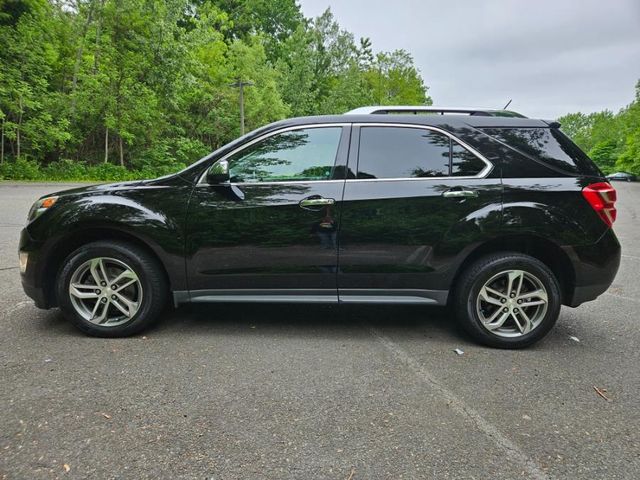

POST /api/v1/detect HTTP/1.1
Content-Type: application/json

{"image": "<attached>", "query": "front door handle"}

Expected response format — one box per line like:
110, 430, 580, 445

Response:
442, 189, 478, 198
299, 196, 335, 210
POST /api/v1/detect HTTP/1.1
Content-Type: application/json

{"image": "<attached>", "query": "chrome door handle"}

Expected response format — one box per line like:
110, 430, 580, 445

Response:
299, 197, 335, 209
442, 189, 478, 198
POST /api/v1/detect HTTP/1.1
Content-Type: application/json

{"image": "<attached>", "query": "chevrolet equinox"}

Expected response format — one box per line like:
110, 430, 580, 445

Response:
19, 106, 621, 348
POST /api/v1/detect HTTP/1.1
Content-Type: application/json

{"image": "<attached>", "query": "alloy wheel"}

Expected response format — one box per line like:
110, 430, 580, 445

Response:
68, 257, 142, 327
476, 269, 548, 338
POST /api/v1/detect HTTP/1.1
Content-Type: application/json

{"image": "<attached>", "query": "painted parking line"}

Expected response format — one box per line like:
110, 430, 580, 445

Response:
366, 324, 550, 480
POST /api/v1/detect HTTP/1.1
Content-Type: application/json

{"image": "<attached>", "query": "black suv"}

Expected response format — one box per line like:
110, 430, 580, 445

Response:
19, 107, 621, 348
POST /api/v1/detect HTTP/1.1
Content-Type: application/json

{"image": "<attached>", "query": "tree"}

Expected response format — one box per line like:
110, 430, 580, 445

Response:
209, 0, 303, 61
0, 0, 70, 160
366, 50, 431, 106
615, 81, 640, 174
0, 1, 434, 179
559, 80, 640, 176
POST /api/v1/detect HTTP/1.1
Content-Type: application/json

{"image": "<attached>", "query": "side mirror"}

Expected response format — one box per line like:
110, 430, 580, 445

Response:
206, 160, 230, 184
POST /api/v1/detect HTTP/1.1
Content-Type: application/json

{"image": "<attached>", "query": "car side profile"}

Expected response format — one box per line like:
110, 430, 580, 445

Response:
19, 106, 621, 348
606, 171, 636, 182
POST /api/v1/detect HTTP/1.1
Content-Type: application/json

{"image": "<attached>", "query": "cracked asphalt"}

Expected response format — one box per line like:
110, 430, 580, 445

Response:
1, 181, 639, 479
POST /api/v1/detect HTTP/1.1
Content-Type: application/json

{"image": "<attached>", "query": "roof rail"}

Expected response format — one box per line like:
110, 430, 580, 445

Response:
344, 106, 527, 118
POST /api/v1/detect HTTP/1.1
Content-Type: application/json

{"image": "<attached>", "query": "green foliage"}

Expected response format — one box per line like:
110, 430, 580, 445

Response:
559, 81, 640, 175
276, 10, 431, 117
588, 141, 617, 173
0, 157, 183, 181
0, 157, 41, 180
0, 1, 431, 181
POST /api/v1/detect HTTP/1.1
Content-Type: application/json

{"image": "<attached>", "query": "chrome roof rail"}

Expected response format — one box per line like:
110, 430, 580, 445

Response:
344, 106, 527, 118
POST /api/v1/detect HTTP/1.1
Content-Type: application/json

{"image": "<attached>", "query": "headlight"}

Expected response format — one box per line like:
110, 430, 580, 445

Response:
27, 196, 58, 222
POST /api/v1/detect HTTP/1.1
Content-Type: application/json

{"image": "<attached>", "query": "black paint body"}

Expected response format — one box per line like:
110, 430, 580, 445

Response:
19, 114, 621, 309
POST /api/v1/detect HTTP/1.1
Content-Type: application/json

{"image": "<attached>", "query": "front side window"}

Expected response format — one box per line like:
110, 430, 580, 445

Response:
357, 126, 487, 179
228, 127, 343, 183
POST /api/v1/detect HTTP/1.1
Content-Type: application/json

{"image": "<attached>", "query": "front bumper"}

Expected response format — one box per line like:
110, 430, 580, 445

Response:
19, 227, 51, 309
21, 276, 49, 308
563, 228, 621, 307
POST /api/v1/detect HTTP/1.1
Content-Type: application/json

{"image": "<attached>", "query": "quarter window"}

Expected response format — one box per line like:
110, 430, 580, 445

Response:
228, 127, 343, 183
482, 127, 601, 176
357, 126, 486, 179
451, 142, 487, 176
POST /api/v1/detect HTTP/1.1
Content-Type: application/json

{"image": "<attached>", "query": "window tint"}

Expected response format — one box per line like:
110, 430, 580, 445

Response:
451, 141, 487, 176
358, 127, 450, 179
228, 127, 342, 183
357, 126, 487, 178
483, 127, 601, 176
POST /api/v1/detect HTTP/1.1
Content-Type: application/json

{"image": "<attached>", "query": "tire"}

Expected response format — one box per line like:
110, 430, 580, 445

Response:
453, 253, 561, 349
56, 240, 168, 337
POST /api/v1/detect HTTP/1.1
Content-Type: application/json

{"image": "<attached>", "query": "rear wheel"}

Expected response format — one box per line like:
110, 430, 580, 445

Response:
56, 241, 168, 337
454, 253, 561, 348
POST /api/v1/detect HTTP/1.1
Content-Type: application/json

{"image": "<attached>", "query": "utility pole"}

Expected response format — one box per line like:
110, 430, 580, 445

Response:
230, 79, 254, 135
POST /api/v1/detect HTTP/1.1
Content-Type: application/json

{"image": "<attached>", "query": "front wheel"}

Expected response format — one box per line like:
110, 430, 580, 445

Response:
453, 253, 561, 348
56, 241, 168, 337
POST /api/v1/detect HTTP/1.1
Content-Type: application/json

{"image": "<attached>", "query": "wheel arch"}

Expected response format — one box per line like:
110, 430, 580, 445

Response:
450, 235, 576, 305
40, 226, 173, 308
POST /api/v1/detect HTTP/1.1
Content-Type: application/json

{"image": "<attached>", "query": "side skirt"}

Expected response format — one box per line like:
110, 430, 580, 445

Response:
173, 289, 449, 307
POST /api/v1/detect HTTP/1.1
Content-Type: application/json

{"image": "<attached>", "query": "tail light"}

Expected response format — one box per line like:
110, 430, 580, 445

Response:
582, 182, 617, 227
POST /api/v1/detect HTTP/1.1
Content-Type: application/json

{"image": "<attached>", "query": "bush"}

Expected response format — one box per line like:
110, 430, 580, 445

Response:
0, 158, 186, 182
41, 159, 89, 181
88, 163, 138, 181
0, 158, 42, 180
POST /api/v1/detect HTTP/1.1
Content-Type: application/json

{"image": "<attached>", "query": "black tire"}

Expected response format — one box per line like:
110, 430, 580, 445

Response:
56, 241, 168, 337
453, 253, 561, 349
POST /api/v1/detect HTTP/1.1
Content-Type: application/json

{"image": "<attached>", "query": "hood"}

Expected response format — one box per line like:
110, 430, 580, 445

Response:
42, 180, 147, 200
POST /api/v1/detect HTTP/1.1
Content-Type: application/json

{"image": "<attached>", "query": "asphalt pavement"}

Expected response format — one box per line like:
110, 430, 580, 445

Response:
1, 181, 639, 479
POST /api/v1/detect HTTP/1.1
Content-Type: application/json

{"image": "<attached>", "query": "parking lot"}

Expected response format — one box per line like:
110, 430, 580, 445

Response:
1, 181, 639, 479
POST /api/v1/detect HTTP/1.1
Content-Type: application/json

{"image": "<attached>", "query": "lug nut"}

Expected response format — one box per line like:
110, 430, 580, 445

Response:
500, 298, 506, 303
111, 295, 117, 300
101, 298, 107, 303
101, 281, 107, 287
112, 285, 117, 290
513, 308, 519, 313
510, 293, 516, 298
503, 307, 508, 312
95, 289, 101, 295
517, 299, 522, 304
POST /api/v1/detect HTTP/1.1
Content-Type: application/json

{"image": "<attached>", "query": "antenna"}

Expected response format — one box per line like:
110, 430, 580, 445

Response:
503, 99, 512, 110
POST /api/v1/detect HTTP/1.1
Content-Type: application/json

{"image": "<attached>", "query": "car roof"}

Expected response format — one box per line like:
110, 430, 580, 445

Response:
263, 114, 551, 130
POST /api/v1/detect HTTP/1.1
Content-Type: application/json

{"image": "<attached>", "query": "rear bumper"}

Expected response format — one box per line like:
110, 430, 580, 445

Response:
569, 283, 613, 306
563, 228, 621, 307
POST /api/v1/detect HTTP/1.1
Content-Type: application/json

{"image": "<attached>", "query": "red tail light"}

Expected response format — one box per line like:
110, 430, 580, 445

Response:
582, 182, 617, 227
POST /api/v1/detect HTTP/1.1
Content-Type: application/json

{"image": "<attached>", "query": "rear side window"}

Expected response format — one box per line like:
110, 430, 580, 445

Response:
483, 127, 601, 176
357, 126, 487, 179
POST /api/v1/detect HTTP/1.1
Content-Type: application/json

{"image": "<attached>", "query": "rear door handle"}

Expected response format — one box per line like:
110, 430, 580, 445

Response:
299, 196, 335, 210
442, 189, 478, 198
